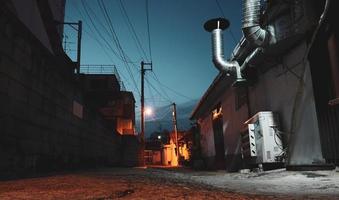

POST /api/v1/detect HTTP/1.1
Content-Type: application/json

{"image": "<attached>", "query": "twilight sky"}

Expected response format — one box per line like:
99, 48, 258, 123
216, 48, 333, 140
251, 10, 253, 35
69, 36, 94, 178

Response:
64, 0, 242, 113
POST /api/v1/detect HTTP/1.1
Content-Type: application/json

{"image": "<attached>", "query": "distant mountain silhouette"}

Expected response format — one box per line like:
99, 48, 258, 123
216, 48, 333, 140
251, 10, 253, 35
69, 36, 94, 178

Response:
136, 99, 198, 138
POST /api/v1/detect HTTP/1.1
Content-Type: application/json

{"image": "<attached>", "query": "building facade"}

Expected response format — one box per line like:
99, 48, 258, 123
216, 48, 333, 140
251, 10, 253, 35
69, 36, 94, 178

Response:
191, 0, 339, 171
0, 0, 138, 177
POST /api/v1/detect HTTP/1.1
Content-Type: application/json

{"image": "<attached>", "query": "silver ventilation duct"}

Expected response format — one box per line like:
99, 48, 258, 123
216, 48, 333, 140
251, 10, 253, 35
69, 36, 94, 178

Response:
204, 18, 246, 86
242, 0, 272, 47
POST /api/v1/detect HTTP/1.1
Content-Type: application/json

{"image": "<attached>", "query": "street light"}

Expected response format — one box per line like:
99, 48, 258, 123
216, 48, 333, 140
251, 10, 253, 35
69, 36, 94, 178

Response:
145, 107, 153, 116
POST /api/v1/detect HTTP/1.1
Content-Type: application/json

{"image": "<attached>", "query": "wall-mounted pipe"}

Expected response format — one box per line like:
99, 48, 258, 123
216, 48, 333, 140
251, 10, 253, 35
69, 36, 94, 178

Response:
242, 0, 273, 47
204, 18, 246, 86
240, 47, 263, 71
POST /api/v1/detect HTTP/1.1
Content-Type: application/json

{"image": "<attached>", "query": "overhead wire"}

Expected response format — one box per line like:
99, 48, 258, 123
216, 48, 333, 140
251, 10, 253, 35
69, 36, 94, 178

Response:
214, 0, 238, 45
145, 75, 157, 108
145, 77, 172, 103
81, 0, 139, 93
145, 0, 152, 61
81, 0, 128, 63
150, 72, 172, 102
71, 1, 194, 108
74, 1, 114, 61
85, 0, 175, 108
77, 0, 134, 89
118, 0, 149, 61
98, 0, 141, 96
148, 106, 172, 122
150, 72, 194, 101
97, 0, 126, 59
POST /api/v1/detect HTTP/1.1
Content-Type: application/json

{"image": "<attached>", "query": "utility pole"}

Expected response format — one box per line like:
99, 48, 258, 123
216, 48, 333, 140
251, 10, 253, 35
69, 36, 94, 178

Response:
76, 20, 82, 75
58, 20, 82, 75
140, 61, 152, 141
172, 102, 179, 165
63, 34, 68, 53
140, 61, 152, 166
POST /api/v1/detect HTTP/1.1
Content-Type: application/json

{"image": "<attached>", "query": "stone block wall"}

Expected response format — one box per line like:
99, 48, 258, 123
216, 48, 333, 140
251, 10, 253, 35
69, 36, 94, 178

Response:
0, 8, 122, 178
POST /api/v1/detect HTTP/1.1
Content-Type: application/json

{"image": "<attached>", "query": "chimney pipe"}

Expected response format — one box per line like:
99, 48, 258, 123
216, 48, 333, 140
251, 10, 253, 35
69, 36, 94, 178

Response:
204, 18, 246, 86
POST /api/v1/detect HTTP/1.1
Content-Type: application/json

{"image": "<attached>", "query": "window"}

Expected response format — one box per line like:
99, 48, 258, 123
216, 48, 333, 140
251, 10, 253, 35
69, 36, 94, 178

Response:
72, 100, 83, 119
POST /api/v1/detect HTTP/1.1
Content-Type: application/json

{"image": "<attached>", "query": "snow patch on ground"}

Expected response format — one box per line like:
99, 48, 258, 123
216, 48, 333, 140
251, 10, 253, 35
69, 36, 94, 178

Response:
150, 168, 339, 197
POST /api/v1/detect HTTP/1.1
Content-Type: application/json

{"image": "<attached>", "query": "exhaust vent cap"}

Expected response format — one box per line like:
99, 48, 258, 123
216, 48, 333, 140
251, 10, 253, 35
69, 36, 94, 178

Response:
204, 18, 230, 32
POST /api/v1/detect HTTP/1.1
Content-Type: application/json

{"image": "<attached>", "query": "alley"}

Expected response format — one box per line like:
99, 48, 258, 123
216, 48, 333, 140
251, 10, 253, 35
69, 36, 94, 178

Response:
0, 167, 338, 200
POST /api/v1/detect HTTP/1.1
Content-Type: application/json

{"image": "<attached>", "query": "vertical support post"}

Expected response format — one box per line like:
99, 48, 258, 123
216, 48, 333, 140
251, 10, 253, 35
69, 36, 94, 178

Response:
76, 20, 82, 75
172, 102, 179, 165
57, 20, 83, 75
141, 61, 145, 141
140, 61, 152, 166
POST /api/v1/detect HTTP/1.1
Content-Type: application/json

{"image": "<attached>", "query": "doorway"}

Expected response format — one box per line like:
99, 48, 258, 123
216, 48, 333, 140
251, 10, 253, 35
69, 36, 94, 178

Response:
212, 105, 225, 169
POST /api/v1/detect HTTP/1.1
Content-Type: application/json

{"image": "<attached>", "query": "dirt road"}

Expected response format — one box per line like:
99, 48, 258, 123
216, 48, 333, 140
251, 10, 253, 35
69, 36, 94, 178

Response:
0, 167, 331, 199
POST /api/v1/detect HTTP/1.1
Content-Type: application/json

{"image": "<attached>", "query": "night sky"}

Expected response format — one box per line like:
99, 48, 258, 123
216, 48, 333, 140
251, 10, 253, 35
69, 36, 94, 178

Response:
64, 0, 242, 116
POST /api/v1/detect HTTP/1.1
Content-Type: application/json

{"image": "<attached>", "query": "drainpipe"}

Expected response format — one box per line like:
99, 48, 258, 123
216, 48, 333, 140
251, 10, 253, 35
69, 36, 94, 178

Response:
242, 0, 272, 47
204, 18, 246, 87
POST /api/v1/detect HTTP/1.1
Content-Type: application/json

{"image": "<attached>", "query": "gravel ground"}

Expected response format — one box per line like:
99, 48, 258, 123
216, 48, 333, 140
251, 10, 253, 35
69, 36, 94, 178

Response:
0, 167, 338, 199
149, 166, 339, 199
0, 168, 288, 200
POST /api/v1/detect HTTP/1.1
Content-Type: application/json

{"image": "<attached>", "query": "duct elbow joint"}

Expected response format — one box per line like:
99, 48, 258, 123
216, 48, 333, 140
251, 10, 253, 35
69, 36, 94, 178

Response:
212, 58, 238, 75
242, 0, 273, 47
242, 26, 271, 47
204, 18, 246, 84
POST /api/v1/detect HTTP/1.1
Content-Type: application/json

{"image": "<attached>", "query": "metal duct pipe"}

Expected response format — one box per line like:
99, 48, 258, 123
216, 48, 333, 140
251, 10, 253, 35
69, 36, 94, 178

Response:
240, 47, 263, 71
204, 18, 246, 86
242, 0, 272, 47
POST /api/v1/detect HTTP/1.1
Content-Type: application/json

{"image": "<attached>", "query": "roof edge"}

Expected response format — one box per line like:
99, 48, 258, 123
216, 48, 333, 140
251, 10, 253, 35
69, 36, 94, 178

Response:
190, 72, 226, 120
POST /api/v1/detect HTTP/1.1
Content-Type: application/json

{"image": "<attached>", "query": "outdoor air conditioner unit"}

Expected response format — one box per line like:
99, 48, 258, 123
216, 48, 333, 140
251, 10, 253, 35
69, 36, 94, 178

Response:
241, 112, 284, 166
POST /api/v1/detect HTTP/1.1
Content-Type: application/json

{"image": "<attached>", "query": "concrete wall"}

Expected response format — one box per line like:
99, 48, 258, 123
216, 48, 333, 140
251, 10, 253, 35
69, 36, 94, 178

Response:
248, 42, 324, 165
48, 0, 66, 23
11, 0, 53, 53
0, 7, 122, 178
198, 87, 248, 171
196, 41, 324, 170
221, 88, 249, 171
199, 113, 215, 168
47, 0, 66, 47
121, 135, 140, 167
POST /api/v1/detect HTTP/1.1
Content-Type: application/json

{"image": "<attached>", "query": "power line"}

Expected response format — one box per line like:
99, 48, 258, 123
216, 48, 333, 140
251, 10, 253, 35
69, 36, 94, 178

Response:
148, 106, 172, 122
150, 72, 194, 101
214, 0, 238, 45
78, 0, 136, 92
118, 0, 149, 61
150, 72, 172, 101
145, 0, 152, 61
97, 0, 125, 58
145, 77, 172, 103
96, 0, 137, 63
98, 0, 141, 96
81, 0, 126, 62
146, 74, 157, 107
70, 1, 192, 104
74, 1, 115, 61
68, 0, 134, 90
68, 0, 140, 97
